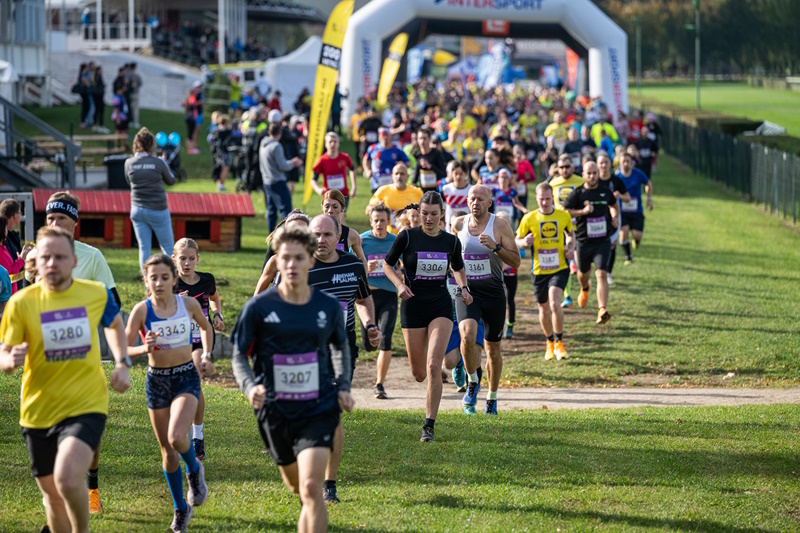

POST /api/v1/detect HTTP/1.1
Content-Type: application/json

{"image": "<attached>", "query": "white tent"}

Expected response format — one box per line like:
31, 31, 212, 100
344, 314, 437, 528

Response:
264, 36, 321, 113
0, 60, 20, 104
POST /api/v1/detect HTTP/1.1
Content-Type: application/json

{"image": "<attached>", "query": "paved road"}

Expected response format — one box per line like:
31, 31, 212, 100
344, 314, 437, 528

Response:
350, 386, 800, 411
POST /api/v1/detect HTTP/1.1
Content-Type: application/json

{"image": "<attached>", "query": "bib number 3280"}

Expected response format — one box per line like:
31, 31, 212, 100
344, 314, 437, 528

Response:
40, 307, 92, 362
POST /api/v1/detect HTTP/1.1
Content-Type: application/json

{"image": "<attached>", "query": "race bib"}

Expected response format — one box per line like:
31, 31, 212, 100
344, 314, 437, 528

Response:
151, 317, 191, 346
639, 148, 651, 158
273, 352, 319, 401
366, 131, 378, 143
571, 154, 581, 168
516, 182, 527, 195
376, 174, 393, 188
420, 170, 437, 187
587, 217, 607, 239
525, 127, 533, 138
447, 278, 458, 301
464, 253, 491, 280
415, 252, 447, 280
190, 308, 209, 344
495, 204, 514, 220
621, 198, 639, 212
326, 174, 345, 190
368, 253, 386, 277
41, 307, 92, 361
537, 249, 560, 271
336, 242, 346, 252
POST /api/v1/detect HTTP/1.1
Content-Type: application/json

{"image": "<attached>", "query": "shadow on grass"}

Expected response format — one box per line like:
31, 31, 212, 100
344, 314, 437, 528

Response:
421, 495, 774, 532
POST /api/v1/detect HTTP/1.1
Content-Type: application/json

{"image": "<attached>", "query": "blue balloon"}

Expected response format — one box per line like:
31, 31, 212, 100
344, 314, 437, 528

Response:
168, 132, 181, 147
155, 131, 167, 147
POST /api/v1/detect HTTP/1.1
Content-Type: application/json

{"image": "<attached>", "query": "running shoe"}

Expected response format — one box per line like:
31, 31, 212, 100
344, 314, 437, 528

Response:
578, 283, 591, 309
420, 425, 435, 442
452, 359, 466, 391
40, 526, 50, 533
561, 295, 573, 308
374, 383, 387, 399
463, 380, 481, 409
170, 505, 193, 533
554, 340, 569, 360
597, 308, 611, 325
624, 258, 633, 266
607, 273, 614, 285
193, 438, 206, 461
323, 484, 340, 504
217, 183, 227, 192
484, 399, 498, 415
186, 462, 208, 506
88, 488, 103, 514
632, 239, 640, 250
545, 340, 555, 361
504, 323, 513, 339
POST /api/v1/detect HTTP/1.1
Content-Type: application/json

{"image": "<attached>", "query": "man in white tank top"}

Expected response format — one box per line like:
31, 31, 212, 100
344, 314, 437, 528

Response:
451, 185, 520, 415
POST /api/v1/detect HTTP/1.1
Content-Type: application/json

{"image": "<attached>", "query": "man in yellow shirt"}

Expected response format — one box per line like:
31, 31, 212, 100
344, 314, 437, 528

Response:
367, 162, 423, 234
448, 106, 477, 139
547, 154, 585, 307
516, 182, 574, 361
543, 111, 568, 151
0, 226, 130, 533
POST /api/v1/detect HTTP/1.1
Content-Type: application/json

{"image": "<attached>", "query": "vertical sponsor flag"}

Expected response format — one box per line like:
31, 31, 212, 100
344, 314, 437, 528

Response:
303, 0, 354, 206
565, 47, 579, 89
377, 33, 408, 107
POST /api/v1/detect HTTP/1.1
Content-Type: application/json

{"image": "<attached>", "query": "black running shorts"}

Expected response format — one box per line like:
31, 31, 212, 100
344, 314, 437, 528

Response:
532, 269, 570, 304
362, 288, 397, 352
258, 408, 340, 466
455, 289, 507, 343
22, 413, 107, 478
576, 240, 612, 273
621, 212, 645, 232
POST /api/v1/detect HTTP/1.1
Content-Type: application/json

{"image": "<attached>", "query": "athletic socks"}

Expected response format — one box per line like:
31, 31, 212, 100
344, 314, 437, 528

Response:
192, 424, 204, 440
424, 418, 435, 429
547, 334, 555, 342
555, 332, 563, 341
163, 467, 187, 511
621, 241, 632, 260
324, 480, 336, 490
87, 468, 99, 490
468, 372, 479, 383
486, 390, 497, 400
179, 444, 200, 475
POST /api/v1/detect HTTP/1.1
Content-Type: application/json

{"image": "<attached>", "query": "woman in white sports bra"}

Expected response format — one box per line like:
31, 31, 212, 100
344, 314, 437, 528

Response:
125, 254, 214, 532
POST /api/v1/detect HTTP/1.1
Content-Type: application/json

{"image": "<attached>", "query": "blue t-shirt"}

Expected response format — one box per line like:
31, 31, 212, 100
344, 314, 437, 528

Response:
0, 265, 11, 304
359, 231, 397, 293
492, 187, 518, 219
368, 144, 409, 191
617, 168, 650, 215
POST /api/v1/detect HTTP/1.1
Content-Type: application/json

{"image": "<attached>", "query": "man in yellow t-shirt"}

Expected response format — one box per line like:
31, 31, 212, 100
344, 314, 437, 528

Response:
0, 226, 130, 533
367, 162, 423, 234
518, 107, 539, 140
448, 106, 477, 138
515, 182, 574, 362
543, 111, 568, 150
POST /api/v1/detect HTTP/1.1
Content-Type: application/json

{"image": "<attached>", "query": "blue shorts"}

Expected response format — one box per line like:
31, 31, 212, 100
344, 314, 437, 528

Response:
229, 101, 240, 110
146, 361, 202, 410
446, 320, 485, 353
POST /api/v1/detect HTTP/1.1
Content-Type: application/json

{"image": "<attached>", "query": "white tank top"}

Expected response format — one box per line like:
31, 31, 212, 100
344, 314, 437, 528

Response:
457, 214, 504, 290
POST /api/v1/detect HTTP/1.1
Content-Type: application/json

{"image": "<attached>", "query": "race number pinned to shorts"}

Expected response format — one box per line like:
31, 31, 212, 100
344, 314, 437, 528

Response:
326, 174, 345, 190
415, 252, 447, 280
191, 308, 209, 344
41, 307, 92, 361
273, 352, 320, 401
587, 217, 608, 239
537, 249, 560, 271
420, 170, 437, 188
151, 317, 191, 346
464, 253, 491, 280
367, 253, 387, 277
621, 198, 639, 212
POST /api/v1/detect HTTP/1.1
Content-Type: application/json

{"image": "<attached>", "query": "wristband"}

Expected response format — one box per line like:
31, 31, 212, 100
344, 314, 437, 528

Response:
366, 324, 377, 331
459, 286, 470, 292
213, 312, 223, 320
201, 352, 214, 362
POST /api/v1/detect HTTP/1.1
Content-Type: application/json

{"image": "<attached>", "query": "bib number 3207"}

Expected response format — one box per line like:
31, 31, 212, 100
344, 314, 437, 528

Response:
273, 352, 320, 401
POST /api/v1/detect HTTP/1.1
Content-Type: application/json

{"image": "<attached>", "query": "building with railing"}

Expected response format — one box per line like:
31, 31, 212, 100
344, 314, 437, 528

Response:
0, 0, 47, 103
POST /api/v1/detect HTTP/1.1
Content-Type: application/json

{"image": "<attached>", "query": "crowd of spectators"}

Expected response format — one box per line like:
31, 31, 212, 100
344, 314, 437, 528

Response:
153, 22, 274, 66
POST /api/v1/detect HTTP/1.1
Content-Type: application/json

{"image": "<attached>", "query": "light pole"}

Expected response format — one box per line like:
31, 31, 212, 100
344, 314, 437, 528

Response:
634, 15, 642, 97
693, 0, 700, 109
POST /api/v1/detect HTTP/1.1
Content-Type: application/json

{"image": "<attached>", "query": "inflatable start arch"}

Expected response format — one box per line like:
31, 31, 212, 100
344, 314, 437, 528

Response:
340, 0, 628, 121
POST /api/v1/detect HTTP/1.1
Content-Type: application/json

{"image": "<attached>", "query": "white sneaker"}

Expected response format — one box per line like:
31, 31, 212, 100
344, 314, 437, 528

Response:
607, 273, 614, 285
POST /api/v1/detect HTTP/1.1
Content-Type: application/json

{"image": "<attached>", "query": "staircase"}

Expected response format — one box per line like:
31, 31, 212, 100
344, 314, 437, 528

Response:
0, 95, 81, 191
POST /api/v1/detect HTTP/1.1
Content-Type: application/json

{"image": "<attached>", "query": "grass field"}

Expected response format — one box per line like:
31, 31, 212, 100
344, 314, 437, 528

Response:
18, 105, 800, 387
631, 82, 800, 136
1, 372, 799, 532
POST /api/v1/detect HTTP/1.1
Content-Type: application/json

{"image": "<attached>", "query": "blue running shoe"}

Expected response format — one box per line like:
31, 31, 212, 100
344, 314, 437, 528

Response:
452, 358, 466, 391
561, 295, 574, 309
484, 399, 498, 415
463, 405, 476, 415
463, 380, 481, 408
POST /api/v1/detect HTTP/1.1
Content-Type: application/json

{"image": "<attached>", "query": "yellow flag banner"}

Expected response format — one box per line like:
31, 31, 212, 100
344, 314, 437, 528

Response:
303, 0, 354, 206
377, 33, 409, 107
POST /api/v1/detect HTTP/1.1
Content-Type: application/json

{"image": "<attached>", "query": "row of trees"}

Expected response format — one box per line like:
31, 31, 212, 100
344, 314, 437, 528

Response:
595, 0, 800, 76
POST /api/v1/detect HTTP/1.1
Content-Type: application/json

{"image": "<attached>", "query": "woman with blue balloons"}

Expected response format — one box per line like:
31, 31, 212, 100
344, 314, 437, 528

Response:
124, 127, 177, 271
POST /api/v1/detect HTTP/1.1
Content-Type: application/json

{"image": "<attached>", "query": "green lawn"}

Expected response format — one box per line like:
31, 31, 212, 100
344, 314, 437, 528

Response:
1, 371, 798, 532
631, 82, 800, 136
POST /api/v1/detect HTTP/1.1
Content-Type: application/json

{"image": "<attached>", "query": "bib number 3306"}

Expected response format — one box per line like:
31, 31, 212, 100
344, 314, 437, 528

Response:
415, 252, 447, 280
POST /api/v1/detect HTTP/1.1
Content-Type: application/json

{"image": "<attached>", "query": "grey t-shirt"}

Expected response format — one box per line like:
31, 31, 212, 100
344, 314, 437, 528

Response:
124, 153, 175, 210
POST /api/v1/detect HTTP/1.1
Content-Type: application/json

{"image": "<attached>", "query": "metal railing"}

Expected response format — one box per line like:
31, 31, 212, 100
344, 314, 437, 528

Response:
649, 112, 799, 224
78, 22, 152, 51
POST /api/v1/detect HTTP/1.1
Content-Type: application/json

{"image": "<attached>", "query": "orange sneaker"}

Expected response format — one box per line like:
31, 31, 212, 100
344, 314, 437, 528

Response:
545, 340, 555, 360
88, 488, 103, 514
554, 340, 569, 360
597, 307, 611, 325
578, 283, 591, 308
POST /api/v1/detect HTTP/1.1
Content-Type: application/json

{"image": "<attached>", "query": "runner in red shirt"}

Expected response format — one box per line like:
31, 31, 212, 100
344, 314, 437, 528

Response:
311, 132, 357, 208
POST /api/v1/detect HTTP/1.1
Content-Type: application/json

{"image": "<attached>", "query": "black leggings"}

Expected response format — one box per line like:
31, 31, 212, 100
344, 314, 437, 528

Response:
361, 288, 397, 351
504, 274, 517, 324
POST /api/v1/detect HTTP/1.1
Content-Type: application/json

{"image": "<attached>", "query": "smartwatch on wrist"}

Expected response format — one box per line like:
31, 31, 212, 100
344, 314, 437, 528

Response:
213, 312, 223, 320
118, 355, 133, 368
201, 352, 214, 362
493, 243, 502, 253
366, 323, 377, 331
